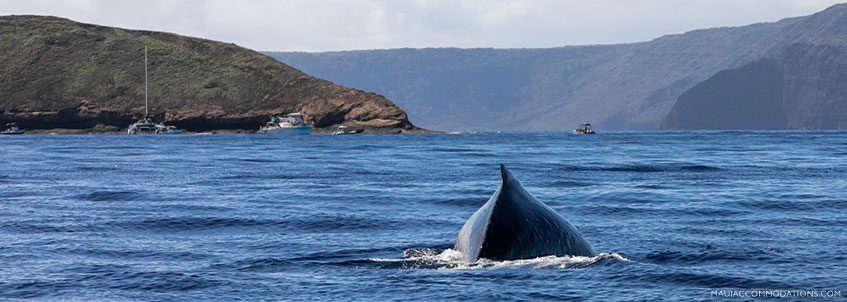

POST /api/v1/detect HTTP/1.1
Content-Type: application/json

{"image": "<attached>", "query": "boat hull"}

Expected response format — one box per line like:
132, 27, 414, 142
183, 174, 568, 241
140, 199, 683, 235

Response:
259, 127, 312, 135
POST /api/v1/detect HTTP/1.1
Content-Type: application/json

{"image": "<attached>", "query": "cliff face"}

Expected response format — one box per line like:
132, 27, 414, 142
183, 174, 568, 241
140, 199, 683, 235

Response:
269, 4, 847, 131
0, 15, 418, 132
664, 41, 847, 130
663, 60, 786, 130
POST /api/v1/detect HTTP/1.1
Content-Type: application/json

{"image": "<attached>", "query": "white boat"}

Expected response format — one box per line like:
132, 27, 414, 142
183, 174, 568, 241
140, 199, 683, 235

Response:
332, 125, 363, 135
127, 118, 158, 134
258, 113, 312, 135
156, 125, 182, 134
128, 119, 182, 135
127, 46, 182, 135
574, 122, 595, 134
2, 123, 25, 135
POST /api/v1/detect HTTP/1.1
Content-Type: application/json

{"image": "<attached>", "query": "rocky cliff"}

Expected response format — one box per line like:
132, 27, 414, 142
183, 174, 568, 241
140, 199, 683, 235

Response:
0, 15, 419, 133
269, 4, 847, 131
663, 40, 847, 129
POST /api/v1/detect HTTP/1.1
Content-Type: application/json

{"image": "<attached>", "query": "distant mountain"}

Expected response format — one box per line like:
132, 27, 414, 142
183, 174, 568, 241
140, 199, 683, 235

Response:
0, 15, 419, 132
664, 40, 847, 129
269, 4, 847, 131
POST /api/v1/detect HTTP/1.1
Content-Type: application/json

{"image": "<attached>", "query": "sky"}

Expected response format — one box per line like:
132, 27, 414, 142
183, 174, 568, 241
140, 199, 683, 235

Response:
0, 0, 843, 52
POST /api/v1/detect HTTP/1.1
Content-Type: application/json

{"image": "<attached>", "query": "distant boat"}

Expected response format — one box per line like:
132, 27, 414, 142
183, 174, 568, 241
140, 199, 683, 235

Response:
127, 46, 181, 135
332, 125, 363, 135
2, 122, 25, 135
127, 118, 158, 134
258, 113, 312, 135
156, 125, 182, 134
574, 122, 595, 134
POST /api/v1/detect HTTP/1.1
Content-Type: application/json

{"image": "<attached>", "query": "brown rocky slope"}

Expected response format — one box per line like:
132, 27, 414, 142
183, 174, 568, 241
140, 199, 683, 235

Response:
0, 15, 421, 133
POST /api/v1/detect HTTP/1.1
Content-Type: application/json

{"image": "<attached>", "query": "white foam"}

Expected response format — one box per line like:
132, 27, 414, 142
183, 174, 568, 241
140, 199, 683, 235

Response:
369, 248, 629, 270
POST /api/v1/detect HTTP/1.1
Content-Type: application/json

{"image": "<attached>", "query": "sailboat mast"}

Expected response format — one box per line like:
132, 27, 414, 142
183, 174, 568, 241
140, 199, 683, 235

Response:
144, 46, 148, 119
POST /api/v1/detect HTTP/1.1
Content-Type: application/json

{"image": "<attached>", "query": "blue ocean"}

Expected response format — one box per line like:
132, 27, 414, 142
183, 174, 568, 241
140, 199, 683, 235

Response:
1, 132, 845, 300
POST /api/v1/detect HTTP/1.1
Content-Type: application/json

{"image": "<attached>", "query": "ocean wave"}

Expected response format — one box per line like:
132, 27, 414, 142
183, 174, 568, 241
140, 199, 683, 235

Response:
580, 205, 746, 217
220, 173, 302, 180
429, 147, 483, 153
643, 248, 781, 265
238, 158, 289, 163
76, 190, 148, 202
104, 271, 224, 292
76, 165, 120, 171
554, 163, 721, 173
430, 197, 487, 207
546, 180, 595, 187
112, 214, 406, 233
115, 217, 277, 232
366, 248, 629, 270
614, 271, 793, 289
0, 221, 82, 233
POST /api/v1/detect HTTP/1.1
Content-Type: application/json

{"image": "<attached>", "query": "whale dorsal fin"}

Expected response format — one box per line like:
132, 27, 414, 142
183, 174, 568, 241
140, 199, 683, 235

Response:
500, 163, 512, 183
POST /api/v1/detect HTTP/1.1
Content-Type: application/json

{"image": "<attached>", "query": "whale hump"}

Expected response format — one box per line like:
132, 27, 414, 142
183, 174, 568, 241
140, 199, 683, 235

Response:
454, 164, 597, 262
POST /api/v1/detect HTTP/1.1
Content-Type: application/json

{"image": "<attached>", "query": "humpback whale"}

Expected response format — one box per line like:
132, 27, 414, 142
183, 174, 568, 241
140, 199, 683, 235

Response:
454, 164, 597, 262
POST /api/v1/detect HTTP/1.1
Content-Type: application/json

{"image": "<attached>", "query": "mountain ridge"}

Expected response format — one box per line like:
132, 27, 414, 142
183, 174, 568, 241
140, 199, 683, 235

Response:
269, 3, 847, 131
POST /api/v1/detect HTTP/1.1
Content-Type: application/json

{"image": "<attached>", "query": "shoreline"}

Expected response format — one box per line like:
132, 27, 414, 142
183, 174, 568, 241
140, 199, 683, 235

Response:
13, 127, 439, 135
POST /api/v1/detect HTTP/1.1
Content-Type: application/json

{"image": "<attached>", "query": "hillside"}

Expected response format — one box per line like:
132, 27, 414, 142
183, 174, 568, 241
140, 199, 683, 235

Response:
269, 4, 847, 131
0, 15, 419, 132
664, 40, 847, 129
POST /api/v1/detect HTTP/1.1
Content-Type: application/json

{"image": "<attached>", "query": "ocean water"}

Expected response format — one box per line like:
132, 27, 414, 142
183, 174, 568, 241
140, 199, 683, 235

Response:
1, 132, 845, 301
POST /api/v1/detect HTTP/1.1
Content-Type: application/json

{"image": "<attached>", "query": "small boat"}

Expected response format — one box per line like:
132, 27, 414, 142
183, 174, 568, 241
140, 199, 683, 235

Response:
332, 125, 363, 135
258, 113, 312, 135
574, 122, 595, 134
2, 123, 25, 135
156, 125, 182, 134
127, 46, 181, 135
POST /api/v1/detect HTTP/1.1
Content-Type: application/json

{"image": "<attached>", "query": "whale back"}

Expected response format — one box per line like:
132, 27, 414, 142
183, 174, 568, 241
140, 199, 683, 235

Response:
454, 164, 597, 261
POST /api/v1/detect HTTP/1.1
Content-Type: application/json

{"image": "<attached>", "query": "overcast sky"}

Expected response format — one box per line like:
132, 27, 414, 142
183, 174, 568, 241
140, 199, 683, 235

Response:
1, 0, 843, 51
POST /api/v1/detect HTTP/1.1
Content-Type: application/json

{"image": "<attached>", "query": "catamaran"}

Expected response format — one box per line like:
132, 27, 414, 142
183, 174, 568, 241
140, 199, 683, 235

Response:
127, 47, 182, 135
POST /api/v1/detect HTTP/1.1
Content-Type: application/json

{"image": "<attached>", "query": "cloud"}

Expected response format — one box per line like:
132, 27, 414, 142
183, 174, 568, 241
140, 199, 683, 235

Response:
0, 0, 842, 51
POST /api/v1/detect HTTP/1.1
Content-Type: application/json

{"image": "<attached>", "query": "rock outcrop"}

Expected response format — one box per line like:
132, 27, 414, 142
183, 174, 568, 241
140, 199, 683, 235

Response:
0, 15, 419, 133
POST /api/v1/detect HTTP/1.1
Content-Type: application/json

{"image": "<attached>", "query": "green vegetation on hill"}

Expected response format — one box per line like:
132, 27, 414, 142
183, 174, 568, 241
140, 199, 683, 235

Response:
0, 15, 417, 132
